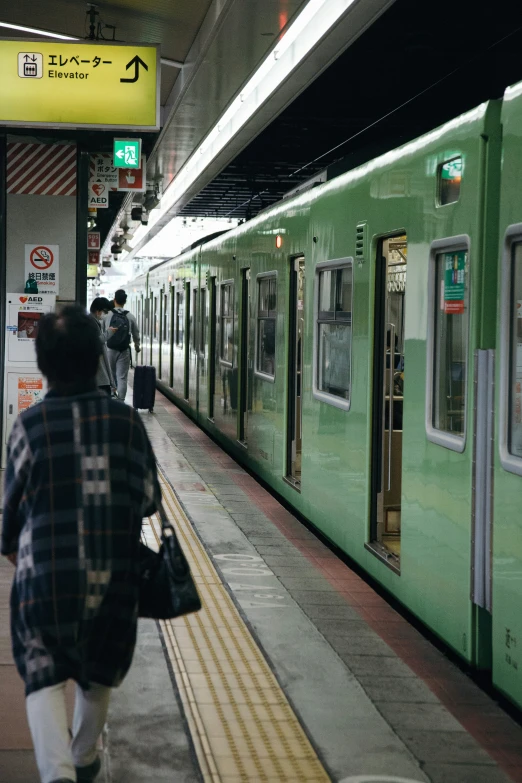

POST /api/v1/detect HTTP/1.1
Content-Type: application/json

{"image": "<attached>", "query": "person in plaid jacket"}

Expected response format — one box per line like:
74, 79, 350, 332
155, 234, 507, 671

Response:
1, 305, 160, 783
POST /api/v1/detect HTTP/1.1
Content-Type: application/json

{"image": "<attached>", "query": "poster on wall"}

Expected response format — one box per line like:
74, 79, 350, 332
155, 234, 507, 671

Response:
17, 375, 44, 413
6, 293, 56, 363
24, 244, 60, 295
443, 251, 465, 315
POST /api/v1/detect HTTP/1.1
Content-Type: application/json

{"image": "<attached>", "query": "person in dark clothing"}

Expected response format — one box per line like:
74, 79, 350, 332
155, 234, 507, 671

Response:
89, 297, 114, 396
1, 306, 160, 783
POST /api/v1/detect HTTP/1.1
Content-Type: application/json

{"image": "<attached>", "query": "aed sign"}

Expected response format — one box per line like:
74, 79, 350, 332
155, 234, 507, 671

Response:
88, 182, 109, 209
114, 138, 141, 169
0, 40, 159, 130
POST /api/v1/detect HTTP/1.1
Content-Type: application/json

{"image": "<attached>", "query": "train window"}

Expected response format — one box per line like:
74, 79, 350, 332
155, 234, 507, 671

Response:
176, 289, 184, 347
508, 243, 522, 458
256, 275, 277, 378
314, 261, 353, 408
192, 288, 197, 347
200, 288, 206, 356
427, 244, 469, 449
438, 157, 462, 206
220, 282, 234, 364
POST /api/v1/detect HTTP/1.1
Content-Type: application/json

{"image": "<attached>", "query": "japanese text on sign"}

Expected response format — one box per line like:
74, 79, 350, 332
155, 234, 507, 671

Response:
0, 41, 159, 129
443, 250, 466, 315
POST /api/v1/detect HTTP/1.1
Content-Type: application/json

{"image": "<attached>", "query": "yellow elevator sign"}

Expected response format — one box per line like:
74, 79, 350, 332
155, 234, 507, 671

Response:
0, 40, 159, 130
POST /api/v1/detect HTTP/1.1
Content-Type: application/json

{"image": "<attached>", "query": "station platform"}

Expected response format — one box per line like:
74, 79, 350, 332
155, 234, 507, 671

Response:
2, 385, 522, 783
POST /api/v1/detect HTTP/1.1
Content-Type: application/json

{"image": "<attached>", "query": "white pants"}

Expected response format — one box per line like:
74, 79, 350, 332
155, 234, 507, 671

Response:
26, 681, 111, 783
107, 347, 131, 401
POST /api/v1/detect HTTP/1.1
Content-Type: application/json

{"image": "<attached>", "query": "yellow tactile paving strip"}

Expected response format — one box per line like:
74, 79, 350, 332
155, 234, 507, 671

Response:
143, 471, 331, 783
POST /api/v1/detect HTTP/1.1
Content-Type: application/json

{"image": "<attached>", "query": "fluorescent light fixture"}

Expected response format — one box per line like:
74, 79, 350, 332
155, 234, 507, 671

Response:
128, 0, 358, 253
0, 21, 79, 40
160, 57, 184, 69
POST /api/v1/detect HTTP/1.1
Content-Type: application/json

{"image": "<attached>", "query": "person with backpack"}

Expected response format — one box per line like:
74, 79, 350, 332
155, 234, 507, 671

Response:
103, 289, 140, 402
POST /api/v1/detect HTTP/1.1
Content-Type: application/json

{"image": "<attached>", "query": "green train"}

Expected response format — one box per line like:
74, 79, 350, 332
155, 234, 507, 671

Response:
129, 79, 522, 709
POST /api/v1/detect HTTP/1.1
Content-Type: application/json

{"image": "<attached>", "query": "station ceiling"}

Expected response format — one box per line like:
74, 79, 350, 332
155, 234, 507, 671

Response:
0, 0, 214, 105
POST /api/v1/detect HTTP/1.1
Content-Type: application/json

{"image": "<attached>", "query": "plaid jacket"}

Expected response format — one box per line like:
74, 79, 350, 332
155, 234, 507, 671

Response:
1, 390, 160, 696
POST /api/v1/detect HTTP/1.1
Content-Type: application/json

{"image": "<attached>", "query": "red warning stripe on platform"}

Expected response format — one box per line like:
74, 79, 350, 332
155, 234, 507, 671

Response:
7, 142, 77, 196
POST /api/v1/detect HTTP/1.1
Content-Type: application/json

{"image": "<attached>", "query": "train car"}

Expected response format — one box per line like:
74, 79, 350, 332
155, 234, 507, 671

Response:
129, 81, 522, 708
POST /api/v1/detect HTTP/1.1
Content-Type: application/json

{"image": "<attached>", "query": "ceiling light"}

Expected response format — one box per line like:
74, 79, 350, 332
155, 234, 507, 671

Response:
160, 57, 184, 69
0, 21, 79, 40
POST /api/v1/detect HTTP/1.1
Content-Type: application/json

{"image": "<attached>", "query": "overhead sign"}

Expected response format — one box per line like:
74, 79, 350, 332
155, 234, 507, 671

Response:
0, 41, 159, 130
25, 244, 59, 294
87, 232, 100, 250
114, 138, 141, 169
88, 182, 109, 209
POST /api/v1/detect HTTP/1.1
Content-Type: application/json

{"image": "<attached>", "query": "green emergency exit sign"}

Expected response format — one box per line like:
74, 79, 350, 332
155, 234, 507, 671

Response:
113, 138, 141, 168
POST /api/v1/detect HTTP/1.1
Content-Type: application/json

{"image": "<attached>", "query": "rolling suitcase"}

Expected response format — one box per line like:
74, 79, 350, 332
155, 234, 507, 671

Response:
133, 364, 156, 412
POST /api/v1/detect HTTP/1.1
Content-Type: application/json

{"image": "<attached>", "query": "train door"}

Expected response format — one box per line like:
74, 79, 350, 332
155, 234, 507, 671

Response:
239, 268, 250, 444
286, 256, 305, 487
370, 235, 407, 566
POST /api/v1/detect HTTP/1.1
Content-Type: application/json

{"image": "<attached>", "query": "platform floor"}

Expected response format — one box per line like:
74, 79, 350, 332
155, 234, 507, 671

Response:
2, 385, 522, 782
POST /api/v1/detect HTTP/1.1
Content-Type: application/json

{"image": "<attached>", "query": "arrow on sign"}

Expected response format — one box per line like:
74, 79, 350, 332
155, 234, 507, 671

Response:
115, 150, 125, 159
120, 56, 148, 84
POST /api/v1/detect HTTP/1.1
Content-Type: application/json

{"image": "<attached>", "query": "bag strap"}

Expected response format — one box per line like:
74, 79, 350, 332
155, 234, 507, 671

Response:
158, 500, 176, 535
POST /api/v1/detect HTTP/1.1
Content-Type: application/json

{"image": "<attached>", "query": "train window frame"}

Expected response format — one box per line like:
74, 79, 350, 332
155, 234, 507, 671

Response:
175, 286, 185, 347
312, 257, 354, 411
437, 156, 463, 207
425, 235, 470, 453
499, 223, 522, 476
219, 279, 234, 367
254, 271, 277, 383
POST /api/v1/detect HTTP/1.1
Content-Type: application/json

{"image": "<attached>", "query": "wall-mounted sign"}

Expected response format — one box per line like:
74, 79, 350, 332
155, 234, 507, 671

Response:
25, 244, 59, 295
88, 250, 100, 265
0, 41, 159, 130
88, 182, 109, 209
113, 138, 141, 169
87, 232, 101, 250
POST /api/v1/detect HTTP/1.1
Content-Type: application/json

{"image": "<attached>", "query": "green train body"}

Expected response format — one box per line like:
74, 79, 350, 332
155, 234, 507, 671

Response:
129, 80, 522, 709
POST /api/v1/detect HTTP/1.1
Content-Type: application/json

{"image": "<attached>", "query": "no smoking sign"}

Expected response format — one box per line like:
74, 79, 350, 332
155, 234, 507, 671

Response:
25, 244, 59, 294
30, 246, 54, 270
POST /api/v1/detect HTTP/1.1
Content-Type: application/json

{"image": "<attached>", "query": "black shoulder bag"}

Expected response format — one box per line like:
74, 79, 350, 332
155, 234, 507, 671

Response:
139, 503, 201, 620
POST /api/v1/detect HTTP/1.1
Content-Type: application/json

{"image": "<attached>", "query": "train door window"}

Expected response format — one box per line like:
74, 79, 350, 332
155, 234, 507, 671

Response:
163, 291, 168, 343
499, 235, 522, 473
200, 288, 207, 356
426, 241, 470, 451
239, 269, 251, 443
286, 256, 305, 488
369, 235, 407, 568
314, 261, 353, 408
256, 274, 277, 379
208, 278, 217, 419
176, 289, 184, 346
220, 282, 234, 364
169, 285, 175, 387
192, 288, 198, 349
184, 282, 190, 400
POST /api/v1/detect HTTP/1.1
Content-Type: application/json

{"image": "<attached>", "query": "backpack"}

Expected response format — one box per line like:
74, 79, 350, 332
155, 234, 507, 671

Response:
106, 310, 131, 351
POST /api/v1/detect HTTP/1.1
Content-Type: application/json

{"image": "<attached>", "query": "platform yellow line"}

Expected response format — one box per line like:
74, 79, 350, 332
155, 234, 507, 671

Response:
144, 470, 331, 783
